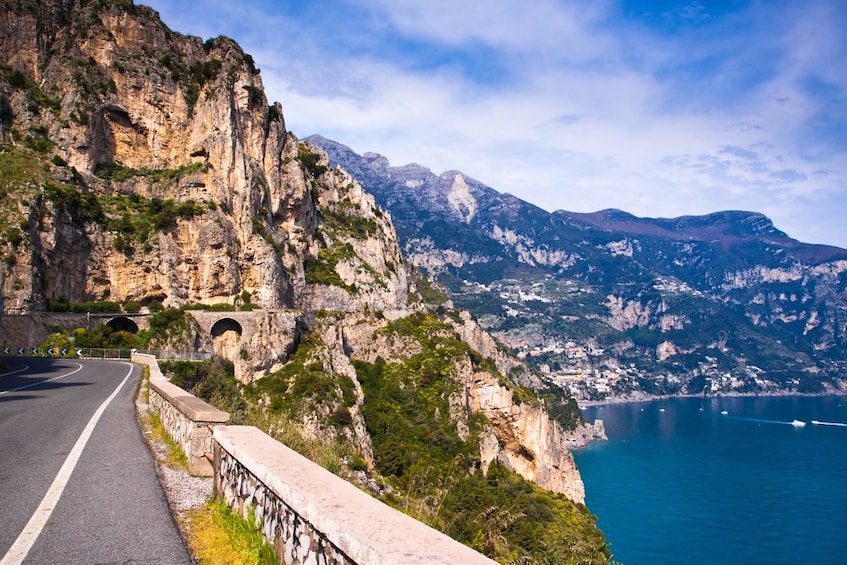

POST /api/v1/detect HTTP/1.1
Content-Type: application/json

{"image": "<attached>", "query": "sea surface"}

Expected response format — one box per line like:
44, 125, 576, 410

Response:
573, 395, 847, 564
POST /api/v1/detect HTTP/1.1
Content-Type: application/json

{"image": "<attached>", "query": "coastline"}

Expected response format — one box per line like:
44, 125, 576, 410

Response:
577, 388, 847, 409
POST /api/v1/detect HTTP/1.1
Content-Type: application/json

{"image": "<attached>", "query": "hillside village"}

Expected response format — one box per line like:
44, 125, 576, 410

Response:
457, 277, 798, 402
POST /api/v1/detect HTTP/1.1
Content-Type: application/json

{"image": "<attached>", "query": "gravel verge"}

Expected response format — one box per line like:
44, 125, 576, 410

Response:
135, 381, 213, 560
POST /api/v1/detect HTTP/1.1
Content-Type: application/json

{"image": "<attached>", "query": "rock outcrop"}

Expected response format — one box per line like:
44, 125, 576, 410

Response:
0, 0, 405, 318
466, 369, 586, 502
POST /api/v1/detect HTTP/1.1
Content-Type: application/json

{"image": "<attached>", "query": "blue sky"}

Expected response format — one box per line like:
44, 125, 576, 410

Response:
142, 0, 847, 247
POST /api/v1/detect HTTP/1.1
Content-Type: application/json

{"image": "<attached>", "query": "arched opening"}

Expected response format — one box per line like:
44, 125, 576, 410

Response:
106, 316, 139, 334
210, 318, 243, 338
210, 318, 243, 364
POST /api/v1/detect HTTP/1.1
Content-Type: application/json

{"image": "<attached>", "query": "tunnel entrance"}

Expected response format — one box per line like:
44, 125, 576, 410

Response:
106, 316, 139, 334
210, 318, 243, 363
210, 318, 243, 337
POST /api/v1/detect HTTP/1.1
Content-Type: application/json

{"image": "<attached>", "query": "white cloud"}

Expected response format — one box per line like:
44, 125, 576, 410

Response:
142, 0, 847, 247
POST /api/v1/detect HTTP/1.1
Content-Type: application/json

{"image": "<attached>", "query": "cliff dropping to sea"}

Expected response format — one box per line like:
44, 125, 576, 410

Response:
0, 1, 609, 561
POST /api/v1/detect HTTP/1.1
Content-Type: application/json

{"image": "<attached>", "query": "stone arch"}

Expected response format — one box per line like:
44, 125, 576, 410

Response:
106, 316, 139, 334
211, 318, 243, 338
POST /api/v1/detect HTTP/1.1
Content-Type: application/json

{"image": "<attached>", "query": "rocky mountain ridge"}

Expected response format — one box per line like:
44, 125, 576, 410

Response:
0, 2, 609, 561
308, 135, 847, 400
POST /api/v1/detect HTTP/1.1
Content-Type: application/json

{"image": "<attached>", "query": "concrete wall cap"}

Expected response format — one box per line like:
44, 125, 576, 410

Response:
214, 425, 496, 565
149, 377, 230, 423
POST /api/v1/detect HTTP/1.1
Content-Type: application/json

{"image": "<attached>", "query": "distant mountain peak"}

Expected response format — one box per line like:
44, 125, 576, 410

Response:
362, 151, 391, 172
445, 172, 477, 223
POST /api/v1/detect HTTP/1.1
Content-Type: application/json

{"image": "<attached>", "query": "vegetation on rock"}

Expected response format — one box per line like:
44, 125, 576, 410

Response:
304, 243, 358, 291
158, 312, 610, 564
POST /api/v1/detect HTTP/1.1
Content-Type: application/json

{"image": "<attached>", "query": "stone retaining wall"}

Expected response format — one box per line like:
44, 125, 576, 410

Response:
0, 313, 90, 347
133, 352, 230, 476
214, 426, 496, 565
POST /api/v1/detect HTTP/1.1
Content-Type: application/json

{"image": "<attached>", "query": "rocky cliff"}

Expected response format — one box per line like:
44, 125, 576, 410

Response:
0, 3, 608, 560
0, 0, 409, 316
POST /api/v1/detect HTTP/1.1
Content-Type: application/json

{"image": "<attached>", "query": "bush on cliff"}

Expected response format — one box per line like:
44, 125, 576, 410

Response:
160, 357, 249, 424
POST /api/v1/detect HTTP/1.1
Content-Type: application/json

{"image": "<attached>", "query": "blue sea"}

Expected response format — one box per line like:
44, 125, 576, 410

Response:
573, 396, 847, 564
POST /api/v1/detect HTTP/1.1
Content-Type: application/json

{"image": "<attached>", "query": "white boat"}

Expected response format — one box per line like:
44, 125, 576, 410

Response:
721, 410, 728, 415
791, 420, 806, 427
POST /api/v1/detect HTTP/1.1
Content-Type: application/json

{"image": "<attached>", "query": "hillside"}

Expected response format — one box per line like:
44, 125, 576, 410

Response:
308, 135, 847, 400
0, 0, 609, 562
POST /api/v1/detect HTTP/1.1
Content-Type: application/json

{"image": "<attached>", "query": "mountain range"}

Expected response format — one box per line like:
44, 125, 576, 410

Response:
308, 134, 847, 399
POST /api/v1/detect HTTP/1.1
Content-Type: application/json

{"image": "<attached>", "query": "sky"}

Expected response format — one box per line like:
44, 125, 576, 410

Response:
141, 0, 847, 248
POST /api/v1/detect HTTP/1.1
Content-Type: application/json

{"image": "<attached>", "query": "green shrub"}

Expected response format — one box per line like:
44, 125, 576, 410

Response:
5, 227, 22, 247
304, 243, 357, 290
24, 136, 54, 154
297, 143, 327, 178
42, 181, 105, 225
440, 462, 611, 563
46, 299, 121, 313
160, 358, 249, 423
540, 387, 583, 431
42, 324, 139, 350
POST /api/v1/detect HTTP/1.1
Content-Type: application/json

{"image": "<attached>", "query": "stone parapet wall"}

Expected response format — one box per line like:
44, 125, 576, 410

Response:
134, 352, 230, 476
214, 426, 496, 565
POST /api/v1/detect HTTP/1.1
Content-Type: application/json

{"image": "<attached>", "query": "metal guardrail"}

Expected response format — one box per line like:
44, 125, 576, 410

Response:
133, 349, 212, 361
0, 346, 211, 361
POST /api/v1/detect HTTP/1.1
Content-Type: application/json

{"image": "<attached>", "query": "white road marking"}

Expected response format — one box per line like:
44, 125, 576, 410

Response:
0, 362, 134, 565
0, 365, 30, 379
0, 363, 82, 395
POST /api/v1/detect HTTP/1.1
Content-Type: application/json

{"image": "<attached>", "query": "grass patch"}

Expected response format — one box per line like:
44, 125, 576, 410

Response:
183, 499, 277, 565
147, 411, 188, 469
93, 160, 207, 183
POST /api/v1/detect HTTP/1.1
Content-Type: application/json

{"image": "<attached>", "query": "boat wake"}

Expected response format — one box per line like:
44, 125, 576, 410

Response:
721, 414, 807, 427
811, 420, 847, 427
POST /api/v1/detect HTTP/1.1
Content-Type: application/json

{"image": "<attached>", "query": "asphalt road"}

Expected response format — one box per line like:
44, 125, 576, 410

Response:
0, 357, 192, 564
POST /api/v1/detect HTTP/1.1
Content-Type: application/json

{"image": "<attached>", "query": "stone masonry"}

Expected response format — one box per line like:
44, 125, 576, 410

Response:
134, 353, 230, 476
214, 426, 497, 565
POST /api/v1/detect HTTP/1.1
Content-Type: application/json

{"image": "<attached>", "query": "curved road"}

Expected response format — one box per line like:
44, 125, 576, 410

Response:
0, 357, 192, 564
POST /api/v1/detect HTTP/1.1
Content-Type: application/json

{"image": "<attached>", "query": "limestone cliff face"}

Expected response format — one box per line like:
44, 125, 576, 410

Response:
333, 312, 597, 502
0, 0, 406, 318
449, 309, 542, 389
466, 369, 585, 502
0, 0, 595, 506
